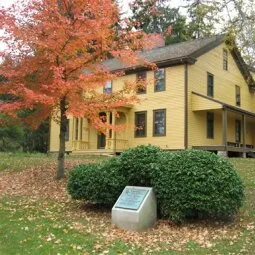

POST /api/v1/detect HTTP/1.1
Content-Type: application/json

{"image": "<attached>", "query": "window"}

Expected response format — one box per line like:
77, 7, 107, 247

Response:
155, 68, 165, 92
75, 118, 79, 140
65, 119, 70, 141
104, 80, 112, 94
153, 109, 166, 136
135, 111, 147, 137
236, 120, 241, 143
223, 48, 228, 70
207, 112, 214, 139
136, 71, 147, 94
236, 85, 241, 106
80, 118, 83, 140
207, 73, 214, 97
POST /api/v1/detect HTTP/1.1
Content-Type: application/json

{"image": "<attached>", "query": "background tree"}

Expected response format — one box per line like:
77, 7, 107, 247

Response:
0, 0, 155, 179
129, 0, 192, 44
220, 0, 255, 66
184, 0, 219, 38
0, 74, 49, 153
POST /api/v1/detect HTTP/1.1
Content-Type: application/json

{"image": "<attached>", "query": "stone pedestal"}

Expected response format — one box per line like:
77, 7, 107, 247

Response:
112, 186, 157, 232
217, 151, 228, 157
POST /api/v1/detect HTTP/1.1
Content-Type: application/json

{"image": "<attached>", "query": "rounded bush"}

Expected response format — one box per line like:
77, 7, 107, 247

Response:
67, 158, 127, 206
152, 150, 245, 223
117, 145, 162, 186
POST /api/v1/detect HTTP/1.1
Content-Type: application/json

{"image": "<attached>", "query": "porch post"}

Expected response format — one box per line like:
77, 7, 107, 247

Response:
106, 112, 110, 149
222, 108, 228, 148
242, 114, 247, 158
219, 107, 228, 157
112, 110, 116, 154
72, 117, 76, 150
77, 118, 81, 150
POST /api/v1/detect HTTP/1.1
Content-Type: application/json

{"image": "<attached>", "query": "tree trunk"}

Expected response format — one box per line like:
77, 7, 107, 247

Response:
56, 97, 67, 179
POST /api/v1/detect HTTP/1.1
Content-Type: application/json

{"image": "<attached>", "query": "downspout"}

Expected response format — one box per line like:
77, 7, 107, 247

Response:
184, 64, 189, 149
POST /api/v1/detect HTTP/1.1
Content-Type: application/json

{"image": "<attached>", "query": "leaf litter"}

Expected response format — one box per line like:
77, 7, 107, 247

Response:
0, 159, 254, 253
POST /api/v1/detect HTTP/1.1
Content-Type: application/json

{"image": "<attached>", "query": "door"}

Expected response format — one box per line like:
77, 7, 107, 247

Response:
97, 112, 106, 149
97, 133, 106, 149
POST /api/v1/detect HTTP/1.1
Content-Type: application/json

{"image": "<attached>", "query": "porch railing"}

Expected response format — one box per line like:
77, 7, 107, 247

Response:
106, 139, 128, 150
72, 141, 89, 151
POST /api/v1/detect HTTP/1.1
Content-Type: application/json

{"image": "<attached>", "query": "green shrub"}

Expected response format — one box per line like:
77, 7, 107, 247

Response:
67, 158, 127, 206
67, 147, 244, 224
117, 145, 162, 186
67, 163, 100, 200
152, 150, 245, 223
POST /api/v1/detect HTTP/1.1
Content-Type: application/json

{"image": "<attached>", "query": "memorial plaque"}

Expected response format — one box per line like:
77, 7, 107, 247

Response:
115, 187, 149, 210
112, 186, 157, 231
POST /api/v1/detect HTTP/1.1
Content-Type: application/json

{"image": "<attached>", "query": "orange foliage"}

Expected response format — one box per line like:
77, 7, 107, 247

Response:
0, 0, 155, 130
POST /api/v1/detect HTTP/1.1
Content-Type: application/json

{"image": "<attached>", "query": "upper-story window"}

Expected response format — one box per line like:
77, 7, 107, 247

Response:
223, 48, 228, 70
236, 85, 241, 106
104, 80, 112, 94
153, 109, 166, 136
136, 71, 147, 94
207, 112, 214, 139
155, 68, 165, 92
135, 111, 147, 137
207, 73, 214, 97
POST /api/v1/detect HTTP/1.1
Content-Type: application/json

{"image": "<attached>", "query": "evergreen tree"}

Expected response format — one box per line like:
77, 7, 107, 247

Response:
130, 0, 192, 44
185, 0, 219, 38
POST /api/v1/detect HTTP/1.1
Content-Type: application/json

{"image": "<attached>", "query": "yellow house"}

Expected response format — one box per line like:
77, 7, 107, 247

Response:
49, 35, 255, 157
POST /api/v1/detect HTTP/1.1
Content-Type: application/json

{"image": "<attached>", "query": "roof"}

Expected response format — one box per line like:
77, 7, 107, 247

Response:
192, 91, 255, 117
103, 34, 225, 72
103, 34, 255, 91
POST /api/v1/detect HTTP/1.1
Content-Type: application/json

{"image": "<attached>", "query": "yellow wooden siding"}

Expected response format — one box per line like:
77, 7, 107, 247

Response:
192, 93, 222, 111
49, 42, 255, 152
49, 117, 73, 152
119, 66, 185, 150
49, 65, 185, 151
190, 110, 222, 146
188, 43, 255, 148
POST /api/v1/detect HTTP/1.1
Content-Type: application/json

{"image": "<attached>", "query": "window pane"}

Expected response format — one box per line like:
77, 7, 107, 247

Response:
75, 118, 79, 140
236, 85, 241, 106
223, 49, 228, 70
135, 112, 146, 137
65, 119, 69, 141
207, 112, 214, 139
207, 74, 214, 97
155, 69, 165, 92
154, 110, 166, 136
136, 72, 147, 94
104, 80, 112, 94
236, 120, 241, 143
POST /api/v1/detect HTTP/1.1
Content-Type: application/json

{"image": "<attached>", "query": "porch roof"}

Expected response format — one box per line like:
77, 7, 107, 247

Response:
192, 91, 255, 118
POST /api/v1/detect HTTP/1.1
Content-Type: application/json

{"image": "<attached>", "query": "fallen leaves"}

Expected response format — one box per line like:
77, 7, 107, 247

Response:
1, 158, 255, 254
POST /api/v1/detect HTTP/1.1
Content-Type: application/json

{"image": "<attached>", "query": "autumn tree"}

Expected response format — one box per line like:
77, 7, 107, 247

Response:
0, 0, 155, 179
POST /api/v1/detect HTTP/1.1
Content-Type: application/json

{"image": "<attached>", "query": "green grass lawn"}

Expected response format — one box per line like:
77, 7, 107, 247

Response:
0, 152, 107, 172
0, 155, 255, 254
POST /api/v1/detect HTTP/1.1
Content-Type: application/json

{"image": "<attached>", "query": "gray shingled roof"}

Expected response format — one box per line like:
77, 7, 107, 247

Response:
103, 34, 225, 72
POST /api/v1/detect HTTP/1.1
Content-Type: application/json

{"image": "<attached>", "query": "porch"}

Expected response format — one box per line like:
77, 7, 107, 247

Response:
191, 92, 255, 157
68, 107, 131, 155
